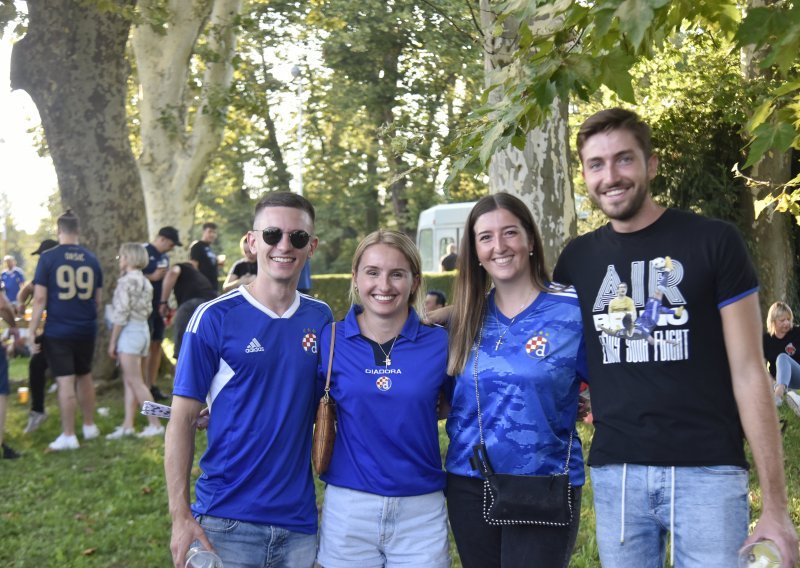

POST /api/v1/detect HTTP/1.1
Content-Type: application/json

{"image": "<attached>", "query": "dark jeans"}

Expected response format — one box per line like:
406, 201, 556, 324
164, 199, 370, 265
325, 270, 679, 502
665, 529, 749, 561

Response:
446, 473, 582, 568
28, 337, 49, 414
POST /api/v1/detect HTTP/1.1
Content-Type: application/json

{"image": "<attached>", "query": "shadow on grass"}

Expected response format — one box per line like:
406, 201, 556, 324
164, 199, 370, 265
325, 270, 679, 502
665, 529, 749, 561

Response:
3, 354, 798, 566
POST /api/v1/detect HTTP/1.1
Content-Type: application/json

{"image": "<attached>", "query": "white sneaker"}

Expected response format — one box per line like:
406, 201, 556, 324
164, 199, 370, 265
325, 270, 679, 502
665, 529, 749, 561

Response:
106, 426, 135, 440
137, 424, 165, 438
23, 411, 47, 434
82, 424, 101, 440
785, 391, 800, 418
48, 433, 80, 451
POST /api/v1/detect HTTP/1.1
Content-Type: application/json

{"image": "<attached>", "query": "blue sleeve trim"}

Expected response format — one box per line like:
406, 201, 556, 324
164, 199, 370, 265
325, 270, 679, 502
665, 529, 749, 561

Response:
717, 286, 759, 310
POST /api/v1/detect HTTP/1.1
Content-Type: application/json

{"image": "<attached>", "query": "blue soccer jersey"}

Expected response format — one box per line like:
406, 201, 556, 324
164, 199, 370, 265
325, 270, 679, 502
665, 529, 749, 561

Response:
446, 286, 588, 485
143, 243, 169, 307
173, 288, 332, 534
318, 306, 451, 496
33, 244, 103, 339
1, 266, 25, 303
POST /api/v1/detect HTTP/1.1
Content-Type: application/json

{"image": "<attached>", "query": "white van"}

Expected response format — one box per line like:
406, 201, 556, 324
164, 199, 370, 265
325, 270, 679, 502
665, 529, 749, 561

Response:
416, 202, 477, 272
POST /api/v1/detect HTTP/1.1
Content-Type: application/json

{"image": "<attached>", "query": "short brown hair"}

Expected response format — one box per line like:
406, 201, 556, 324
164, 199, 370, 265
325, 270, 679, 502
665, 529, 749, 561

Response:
57, 209, 80, 235
254, 192, 315, 225
577, 108, 653, 161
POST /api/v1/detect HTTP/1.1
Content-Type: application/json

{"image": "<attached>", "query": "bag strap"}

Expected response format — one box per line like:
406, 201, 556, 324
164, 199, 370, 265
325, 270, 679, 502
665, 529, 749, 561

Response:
322, 322, 337, 402
472, 315, 573, 475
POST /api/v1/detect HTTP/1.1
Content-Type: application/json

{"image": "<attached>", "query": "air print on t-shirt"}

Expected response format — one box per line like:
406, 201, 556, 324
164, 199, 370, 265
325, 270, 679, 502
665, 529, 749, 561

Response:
591, 256, 689, 364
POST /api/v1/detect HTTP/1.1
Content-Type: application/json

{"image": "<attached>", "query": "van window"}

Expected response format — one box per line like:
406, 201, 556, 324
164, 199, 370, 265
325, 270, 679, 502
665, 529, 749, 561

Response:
418, 229, 433, 272
439, 237, 455, 258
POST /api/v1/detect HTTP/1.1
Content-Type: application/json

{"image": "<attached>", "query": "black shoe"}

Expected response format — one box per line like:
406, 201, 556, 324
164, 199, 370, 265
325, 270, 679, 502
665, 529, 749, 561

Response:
150, 386, 168, 402
2, 443, 20, 459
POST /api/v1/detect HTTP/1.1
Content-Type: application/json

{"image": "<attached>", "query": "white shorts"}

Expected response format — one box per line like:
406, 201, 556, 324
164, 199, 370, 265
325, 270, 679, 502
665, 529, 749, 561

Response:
117, 320, 150, 357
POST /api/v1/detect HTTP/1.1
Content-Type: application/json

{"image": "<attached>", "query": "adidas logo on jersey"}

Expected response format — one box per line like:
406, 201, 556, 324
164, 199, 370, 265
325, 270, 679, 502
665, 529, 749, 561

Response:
245, 338, 265, 353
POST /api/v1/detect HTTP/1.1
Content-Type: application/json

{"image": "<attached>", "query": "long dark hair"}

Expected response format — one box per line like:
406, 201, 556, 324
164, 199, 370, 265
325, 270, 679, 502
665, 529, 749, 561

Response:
447, 193, 549, 375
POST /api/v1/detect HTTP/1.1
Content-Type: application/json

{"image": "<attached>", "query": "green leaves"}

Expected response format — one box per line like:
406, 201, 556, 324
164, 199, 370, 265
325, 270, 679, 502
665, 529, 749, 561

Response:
599, 53, 637, 102
743, 121, 796, 169
441, 0, 800, 228
615, 0, 657, 51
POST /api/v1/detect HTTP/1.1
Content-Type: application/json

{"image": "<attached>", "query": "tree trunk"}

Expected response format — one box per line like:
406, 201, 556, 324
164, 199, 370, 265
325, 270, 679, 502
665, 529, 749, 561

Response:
741, 0, 796, 310
10, 0, 147, 380
479, 0, 576, 274
746, 153, 796, 309
132, 0, 244, 245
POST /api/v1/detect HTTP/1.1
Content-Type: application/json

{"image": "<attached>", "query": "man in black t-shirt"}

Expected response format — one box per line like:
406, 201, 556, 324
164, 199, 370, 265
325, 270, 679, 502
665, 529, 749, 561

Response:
158, 261, 217, 358
553, 108, 796, 567
439, 243, 457, 271
143, 226, 181, 401
190, 222, 222, 291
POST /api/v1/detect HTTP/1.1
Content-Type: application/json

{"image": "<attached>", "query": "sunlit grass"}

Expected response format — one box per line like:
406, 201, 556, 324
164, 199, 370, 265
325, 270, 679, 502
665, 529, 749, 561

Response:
2, 354, 798, 566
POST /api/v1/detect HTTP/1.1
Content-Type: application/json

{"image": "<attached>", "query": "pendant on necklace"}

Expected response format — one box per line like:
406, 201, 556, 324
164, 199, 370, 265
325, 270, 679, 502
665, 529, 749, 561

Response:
384, 356, 392, 366
494, 338, 502, 351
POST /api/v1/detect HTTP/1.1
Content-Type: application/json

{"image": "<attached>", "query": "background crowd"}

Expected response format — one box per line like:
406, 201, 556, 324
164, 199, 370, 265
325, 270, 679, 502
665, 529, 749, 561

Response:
1, 108, 798, 568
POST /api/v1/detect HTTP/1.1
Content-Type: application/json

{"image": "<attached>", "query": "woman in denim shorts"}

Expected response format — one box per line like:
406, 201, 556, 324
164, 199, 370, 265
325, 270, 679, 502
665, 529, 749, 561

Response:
105, 243, 164, 439
315, 230, 451, 568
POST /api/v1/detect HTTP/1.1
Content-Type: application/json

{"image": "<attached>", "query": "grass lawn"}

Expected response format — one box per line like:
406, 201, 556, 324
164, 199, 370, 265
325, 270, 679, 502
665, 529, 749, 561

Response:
1, 354, 799, 566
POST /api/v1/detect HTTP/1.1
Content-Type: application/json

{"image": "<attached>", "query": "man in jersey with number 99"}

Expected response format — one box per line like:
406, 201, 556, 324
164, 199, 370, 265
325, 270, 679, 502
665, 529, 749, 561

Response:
27, 209, 104, 452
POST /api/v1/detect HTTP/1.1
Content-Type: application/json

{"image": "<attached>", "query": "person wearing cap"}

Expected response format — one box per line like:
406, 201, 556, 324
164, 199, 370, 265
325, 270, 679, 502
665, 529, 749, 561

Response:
1, 254, 25, 307
143, 226, 182, 402
17, 238, 58, 434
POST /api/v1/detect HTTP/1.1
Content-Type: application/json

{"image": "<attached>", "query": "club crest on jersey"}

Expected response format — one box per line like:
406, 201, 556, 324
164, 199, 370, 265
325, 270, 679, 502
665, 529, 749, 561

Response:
526, 332, 550, 358
301, 328, 318, 354
375, 376, 392, 391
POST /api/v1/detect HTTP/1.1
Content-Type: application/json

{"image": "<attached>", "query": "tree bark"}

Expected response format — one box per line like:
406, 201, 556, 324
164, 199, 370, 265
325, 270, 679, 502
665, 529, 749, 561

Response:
479, 0, 576, 274
10, 0, 147, 380
132, 0, 244, 245
741, 0, 796, 309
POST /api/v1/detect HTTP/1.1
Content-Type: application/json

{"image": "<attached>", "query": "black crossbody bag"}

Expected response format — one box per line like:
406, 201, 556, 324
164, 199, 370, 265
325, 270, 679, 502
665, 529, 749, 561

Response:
469, 320, 574, 527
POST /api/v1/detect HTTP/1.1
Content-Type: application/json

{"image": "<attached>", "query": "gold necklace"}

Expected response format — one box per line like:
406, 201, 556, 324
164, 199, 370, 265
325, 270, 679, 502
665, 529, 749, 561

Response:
493, 290, 535, 350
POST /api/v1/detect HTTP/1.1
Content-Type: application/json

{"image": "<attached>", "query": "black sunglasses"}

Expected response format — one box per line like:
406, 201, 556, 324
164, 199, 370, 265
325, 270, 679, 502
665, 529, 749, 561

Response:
259, 227, 311, 249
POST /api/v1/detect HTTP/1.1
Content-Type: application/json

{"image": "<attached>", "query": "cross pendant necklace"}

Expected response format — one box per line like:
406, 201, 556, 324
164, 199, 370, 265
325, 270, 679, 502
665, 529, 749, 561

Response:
376, 336, 398, 366
361, 315, 400, 367
494, 290, 535, 351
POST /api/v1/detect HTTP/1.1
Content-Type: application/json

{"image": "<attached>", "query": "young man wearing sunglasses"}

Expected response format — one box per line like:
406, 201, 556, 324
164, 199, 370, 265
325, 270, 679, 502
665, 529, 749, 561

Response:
165, 192, 333, 568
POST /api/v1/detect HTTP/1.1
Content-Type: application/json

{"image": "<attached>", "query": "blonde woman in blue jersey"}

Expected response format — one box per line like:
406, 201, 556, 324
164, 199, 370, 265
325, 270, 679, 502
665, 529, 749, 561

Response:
315, 230, 451, 568
445, 193, 587, 568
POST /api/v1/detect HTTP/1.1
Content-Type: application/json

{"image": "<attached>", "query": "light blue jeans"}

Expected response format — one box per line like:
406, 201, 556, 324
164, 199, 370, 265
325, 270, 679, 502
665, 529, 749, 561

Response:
317, 485, 450, 568
775, 353, 800, 389
591, 464, 748, 568
195, 515, 316, 568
